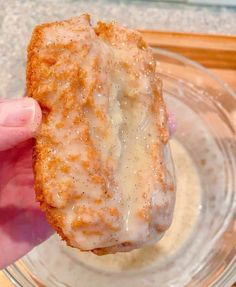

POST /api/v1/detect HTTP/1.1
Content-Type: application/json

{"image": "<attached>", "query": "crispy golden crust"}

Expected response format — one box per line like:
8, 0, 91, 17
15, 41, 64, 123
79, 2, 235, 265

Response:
27, 15, 94, 248
27, 14, 175, 254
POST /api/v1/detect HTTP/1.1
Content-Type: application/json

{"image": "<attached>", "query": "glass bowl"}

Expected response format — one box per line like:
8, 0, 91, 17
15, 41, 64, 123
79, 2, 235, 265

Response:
3, 47, 236, 286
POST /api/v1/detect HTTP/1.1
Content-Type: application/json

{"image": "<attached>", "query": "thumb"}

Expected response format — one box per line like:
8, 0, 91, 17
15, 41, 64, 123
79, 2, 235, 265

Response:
0, 98, 41, 151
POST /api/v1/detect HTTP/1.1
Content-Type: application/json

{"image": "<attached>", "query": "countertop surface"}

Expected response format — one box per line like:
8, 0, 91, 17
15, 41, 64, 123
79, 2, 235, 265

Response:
1, 0, 236, 35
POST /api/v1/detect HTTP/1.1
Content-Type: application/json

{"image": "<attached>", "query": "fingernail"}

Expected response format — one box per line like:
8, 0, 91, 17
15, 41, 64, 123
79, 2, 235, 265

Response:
0, 98, 39, 128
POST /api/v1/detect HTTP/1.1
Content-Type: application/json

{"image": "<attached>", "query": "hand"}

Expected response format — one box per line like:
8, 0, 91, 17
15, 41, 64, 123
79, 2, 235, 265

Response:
0, 98, 53, 270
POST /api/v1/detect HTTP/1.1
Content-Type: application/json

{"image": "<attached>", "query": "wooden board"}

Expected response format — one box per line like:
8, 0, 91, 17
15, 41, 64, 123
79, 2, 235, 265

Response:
140, 30, 236, 90
0, 30, 235, 286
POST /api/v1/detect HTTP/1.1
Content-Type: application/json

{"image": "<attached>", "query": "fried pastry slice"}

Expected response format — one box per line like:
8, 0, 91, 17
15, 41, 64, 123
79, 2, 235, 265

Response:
27, 14, 175, 254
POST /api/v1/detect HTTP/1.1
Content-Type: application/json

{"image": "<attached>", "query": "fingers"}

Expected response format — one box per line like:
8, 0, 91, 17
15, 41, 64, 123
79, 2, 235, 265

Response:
0, 210, 53, 270
0, 139, 53, 269
0, 98, 41, 151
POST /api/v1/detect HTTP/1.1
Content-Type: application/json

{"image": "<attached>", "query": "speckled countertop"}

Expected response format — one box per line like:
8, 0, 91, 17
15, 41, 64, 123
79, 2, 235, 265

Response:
1, 0, 236, 35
